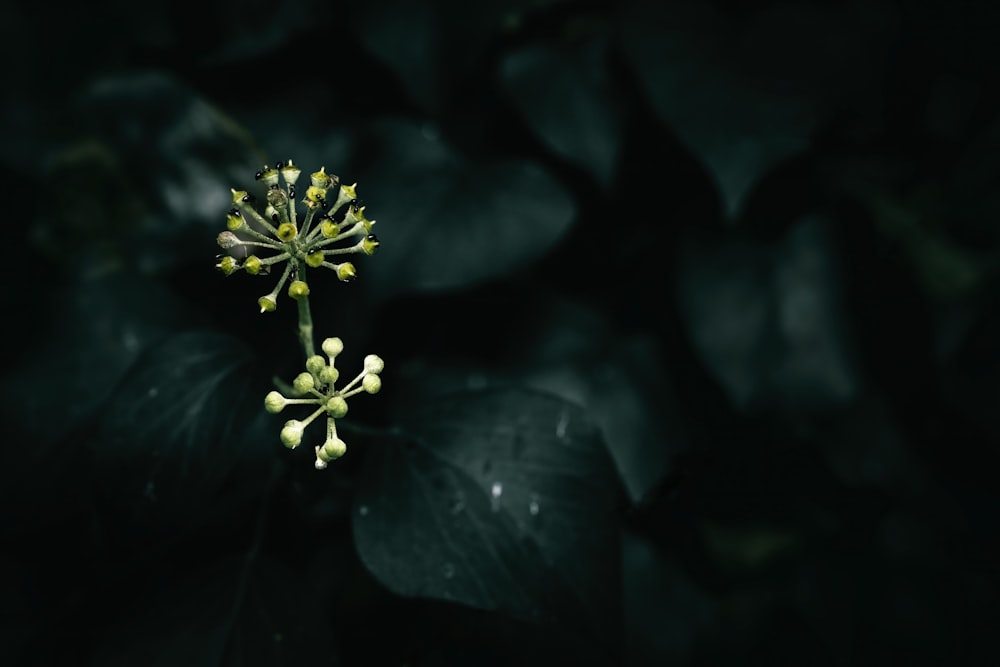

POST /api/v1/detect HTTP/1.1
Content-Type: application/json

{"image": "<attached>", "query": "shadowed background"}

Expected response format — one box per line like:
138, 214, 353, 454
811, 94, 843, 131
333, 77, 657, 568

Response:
2, 0, 999, 665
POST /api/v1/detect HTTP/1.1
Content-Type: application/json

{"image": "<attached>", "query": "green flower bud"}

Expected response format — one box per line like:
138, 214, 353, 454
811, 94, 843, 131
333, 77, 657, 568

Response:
331, 182, 358, 212
305, 251, 325, 268
231, 188, 249, 204
346, 205, 375, 232
318, 437, 347, 463
226, 209, 243, 231
305, 186, 326, 206
244, 255, 262, 275
217, 256, 239, 275
305, 354, 326, 375
288, 280, 310, 300
320, 220, 340, 238
257, 165, 279, 187
310, 166, 335, 189
292, 372, 315, 394
258, 295, 277, 313
264, 390, 286, 413
363, 354, 385, 374
321, 337, 344, 357
280, 419, 304, 448
362, 373, 382, 394
280, 160, 301, 185
326, 395, 348, 418
318, 365, 339, 385
361, 233, 380, 255
336, 262, 357, 282
276, 222, 297, 242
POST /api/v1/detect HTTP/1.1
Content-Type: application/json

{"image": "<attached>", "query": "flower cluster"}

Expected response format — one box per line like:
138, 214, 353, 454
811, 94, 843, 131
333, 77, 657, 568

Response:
264, 337, 384, 468
216, 161, 379, 312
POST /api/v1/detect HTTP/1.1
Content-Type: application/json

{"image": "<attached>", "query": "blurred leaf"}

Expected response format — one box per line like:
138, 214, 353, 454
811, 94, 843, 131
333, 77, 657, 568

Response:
92, 331, 271, 540
93, 556, 334, 667
54, 71, 262, 274
500, 36, 622, 186
0, 273, 191, 444
353, 387, 623, 653
618, 0, 893, 220
355, 119, 576, 299
676, 215, 858, 412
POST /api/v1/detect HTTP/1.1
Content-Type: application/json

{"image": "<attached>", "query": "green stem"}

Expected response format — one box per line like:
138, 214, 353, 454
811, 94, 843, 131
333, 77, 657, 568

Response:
296, 264, 315, 359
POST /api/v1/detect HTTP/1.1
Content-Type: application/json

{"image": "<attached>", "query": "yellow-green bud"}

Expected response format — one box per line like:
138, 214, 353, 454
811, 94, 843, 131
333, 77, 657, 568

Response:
288, 280, 310, 300
217, 256, 239, 275
305, 355, 326, 375
321, 337, 344, 357
346, 205, 374, 232
258, 295, 277, 313
292, 372, 315, 394
305, 251, 325, 268
326, 395, 348, 418
318, 437, 347, 462
305, 186, 326, 206
281, 160, 301, 185
226, 210, 243, 231
241, 255, 260, 275
320, 220, 340, 238
258, 165, 279, 187
363, 354, 385, 374
231, 188, 249, 204
336, 262, 357, 282
310, 166, 335, 189
331, 183, 358, 212
264, 391, 286, 413
280, 420, 304, 448
318, 365, 339, 385
276, 222, 297, 241
362, 374, 382, 394
361, 234, 380, 255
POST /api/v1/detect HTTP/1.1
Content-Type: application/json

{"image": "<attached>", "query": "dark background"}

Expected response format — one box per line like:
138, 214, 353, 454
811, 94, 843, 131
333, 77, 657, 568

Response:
2, 0, 999, 665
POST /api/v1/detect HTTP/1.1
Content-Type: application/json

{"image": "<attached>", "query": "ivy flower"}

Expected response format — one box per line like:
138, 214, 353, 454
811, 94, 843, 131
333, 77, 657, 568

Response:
215, 161, 380, 312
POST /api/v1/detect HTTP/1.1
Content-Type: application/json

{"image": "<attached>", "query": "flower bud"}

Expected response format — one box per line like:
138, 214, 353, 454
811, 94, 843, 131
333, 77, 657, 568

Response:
318, 437, 347, 463
305, 355, 326, 375
280, 160, 301, 185
258, 295, 277, 313
231, 188, 250, 204
331, 182, 358, 213
321, 337, 344, 357
243, 255, 262, 275
280, 420, 304, 448
305, 251, 325, 268
363, 354, 385, 374
276, 222, 297, 242
305, 186, 326, 206
288, 280, 310, 300
310, 166, 335, 189
320, 220, 340, 238
318, 365, 339, 385
257, 165, 279, 187
336, 262, 357, 282
264, 391, 286, 413
217, 231, 241, 249
226, 209, 243, 231
217, 256, 239, 275
362, 374, 382, 394
292, 372, 315, 394
361, 234, 380, 255
326, 395, 348, 418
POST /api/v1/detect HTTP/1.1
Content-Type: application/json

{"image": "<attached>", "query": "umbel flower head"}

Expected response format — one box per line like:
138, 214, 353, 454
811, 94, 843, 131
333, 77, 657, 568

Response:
216, 161, 380, 312
263, 337, 384, 468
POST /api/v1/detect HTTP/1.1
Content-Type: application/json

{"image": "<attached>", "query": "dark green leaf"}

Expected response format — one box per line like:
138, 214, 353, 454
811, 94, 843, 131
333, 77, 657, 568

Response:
92, 331, 270, 539
356, 119, 576, 298
353, 387, 622, 652
500, 39, 622, 186
92, 556, 334, 667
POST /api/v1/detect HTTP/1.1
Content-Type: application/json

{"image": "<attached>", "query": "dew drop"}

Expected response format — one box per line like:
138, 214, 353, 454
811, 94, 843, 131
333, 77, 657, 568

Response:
358, 505, 370, 517
528, 494, 540, 516
490, 482, 503, 512
442, 562, 455, 579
